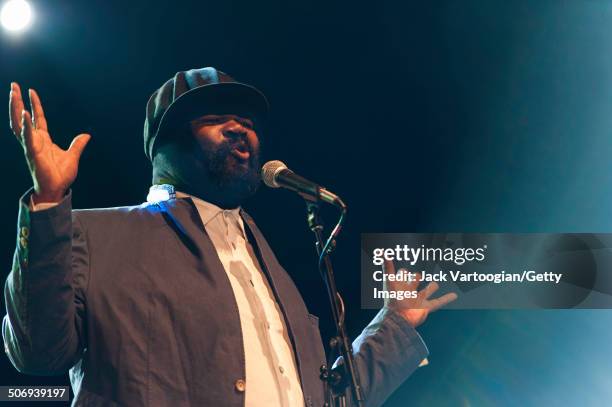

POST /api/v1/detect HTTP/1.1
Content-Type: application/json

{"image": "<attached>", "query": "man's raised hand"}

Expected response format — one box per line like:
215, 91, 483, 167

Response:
382, 259, 458, 327
9, 83, 90, 204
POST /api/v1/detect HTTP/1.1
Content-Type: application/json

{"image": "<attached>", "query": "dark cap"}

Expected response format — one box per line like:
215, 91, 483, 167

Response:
143, 67, 269, 161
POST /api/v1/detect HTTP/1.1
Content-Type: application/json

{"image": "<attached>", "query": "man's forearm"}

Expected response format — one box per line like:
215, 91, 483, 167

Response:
333, 307, 429, 407
2, 189, 86, 375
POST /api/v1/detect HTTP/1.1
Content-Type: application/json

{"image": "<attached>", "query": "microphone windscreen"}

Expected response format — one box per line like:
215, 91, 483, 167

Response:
262, 160, 288, 188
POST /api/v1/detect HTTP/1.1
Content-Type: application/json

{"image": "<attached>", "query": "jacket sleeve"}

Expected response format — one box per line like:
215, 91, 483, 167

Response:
333, 307, 429, 407
2, 189, 88, 375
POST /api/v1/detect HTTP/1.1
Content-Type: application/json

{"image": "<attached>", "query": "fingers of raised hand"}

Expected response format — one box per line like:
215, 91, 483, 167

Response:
383, 260, 422, 295
382, 261, 457, 313
382, 259, 395, 275
68, 133, 91, 161
382, 260, 399, 291
9, 82, 25, 137
28, 88, 48, 131
20, 109, 35, 153
425, 292, 458, 312
406, 272, 421, 292
420, 281, 440, 300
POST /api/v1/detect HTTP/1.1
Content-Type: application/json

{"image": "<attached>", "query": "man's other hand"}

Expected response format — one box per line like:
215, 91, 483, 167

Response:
382, 259, 458, 327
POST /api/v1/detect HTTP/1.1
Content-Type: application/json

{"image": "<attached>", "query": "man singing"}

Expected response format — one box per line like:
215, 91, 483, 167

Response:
3, 67, 456, 406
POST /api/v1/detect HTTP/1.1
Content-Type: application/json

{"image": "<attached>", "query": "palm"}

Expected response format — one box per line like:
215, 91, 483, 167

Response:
27, 126, 82, 193
382, 260, 458, 327
393, 304, 429, 327
9, 83, 90, 201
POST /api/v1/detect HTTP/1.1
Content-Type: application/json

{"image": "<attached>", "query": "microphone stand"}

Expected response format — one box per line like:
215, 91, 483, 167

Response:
304, 198, 364, 407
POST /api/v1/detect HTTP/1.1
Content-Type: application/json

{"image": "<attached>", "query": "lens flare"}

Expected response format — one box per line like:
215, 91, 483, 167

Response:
1, 0, 33, 32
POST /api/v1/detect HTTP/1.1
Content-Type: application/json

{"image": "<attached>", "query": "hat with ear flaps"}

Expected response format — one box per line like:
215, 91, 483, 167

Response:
143, 67, 269, 161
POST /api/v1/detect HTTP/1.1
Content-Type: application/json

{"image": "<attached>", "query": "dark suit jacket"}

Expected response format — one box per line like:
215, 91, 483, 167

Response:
2, 190, 428, 406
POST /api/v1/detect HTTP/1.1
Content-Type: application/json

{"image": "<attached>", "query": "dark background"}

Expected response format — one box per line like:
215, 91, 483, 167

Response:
1, 0, 612, 406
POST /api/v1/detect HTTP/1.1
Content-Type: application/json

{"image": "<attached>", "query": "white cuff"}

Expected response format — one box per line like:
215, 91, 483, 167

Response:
29, 195, 61, 212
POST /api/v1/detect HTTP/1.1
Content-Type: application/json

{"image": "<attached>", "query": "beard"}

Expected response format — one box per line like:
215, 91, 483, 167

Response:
199, 139, 262, 207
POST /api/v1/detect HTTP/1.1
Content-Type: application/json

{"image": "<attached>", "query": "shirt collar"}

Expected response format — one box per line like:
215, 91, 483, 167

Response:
147, 185, 246, 235
174, 190, 246, 239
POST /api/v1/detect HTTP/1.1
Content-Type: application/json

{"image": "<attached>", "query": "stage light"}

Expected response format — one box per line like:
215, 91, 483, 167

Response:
1, 0, 32, 32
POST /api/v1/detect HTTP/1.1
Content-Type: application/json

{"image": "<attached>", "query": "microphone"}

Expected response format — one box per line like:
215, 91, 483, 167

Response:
261, 160, 346, 209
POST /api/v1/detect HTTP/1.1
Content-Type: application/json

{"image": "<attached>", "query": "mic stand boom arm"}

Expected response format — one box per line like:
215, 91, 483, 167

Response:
305, 198, 364, 407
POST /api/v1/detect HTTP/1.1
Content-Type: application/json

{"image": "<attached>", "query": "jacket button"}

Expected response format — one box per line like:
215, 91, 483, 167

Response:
20, 226, 29, 238
19, 236, 27, 249
234, 379, 246, 393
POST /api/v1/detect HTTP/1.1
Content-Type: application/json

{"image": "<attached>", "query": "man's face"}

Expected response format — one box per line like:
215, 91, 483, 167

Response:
188, 113, 262, 204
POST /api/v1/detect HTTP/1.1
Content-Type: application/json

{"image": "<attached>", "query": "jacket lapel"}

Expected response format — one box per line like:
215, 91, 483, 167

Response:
157, 198, 227, 283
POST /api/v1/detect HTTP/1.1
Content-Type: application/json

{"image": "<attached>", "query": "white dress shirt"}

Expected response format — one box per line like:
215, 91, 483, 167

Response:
175, 192, 305, 407
31, 190, 305, 406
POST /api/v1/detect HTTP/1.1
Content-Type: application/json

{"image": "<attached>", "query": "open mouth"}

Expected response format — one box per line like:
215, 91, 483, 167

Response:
230, 144, 250, 161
